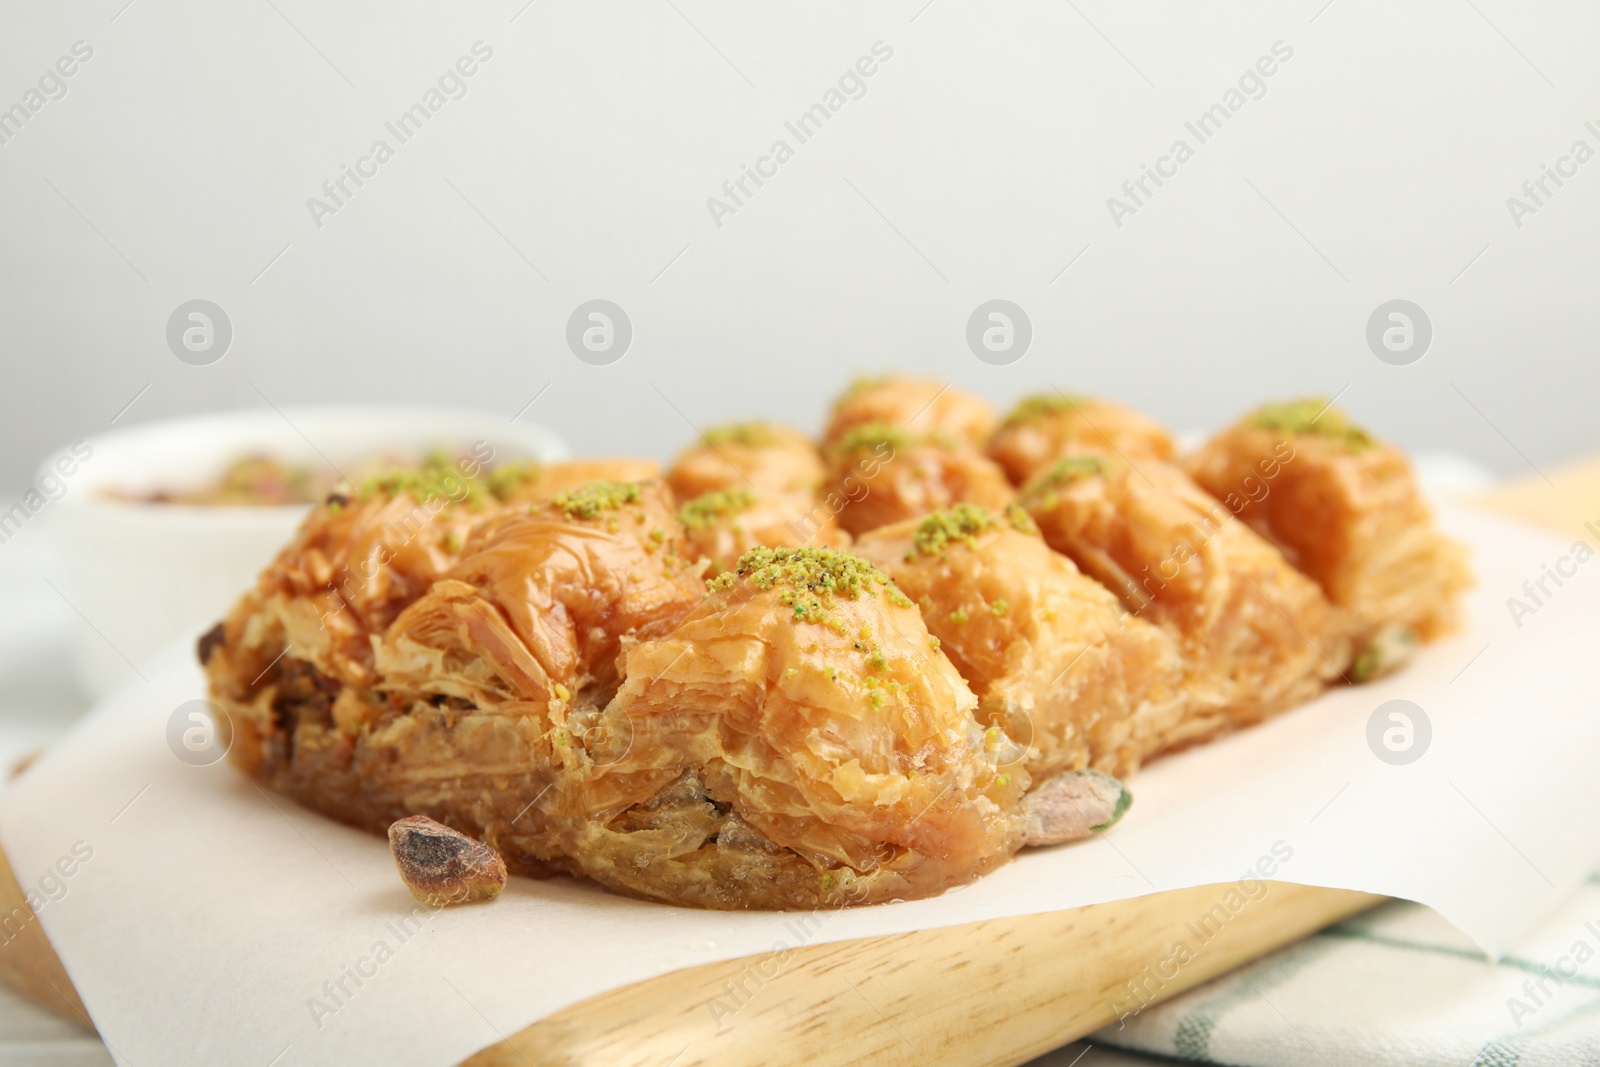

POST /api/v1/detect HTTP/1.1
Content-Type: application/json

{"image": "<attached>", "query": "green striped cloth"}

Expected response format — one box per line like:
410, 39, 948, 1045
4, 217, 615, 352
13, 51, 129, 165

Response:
1094, 877, 1600, 1066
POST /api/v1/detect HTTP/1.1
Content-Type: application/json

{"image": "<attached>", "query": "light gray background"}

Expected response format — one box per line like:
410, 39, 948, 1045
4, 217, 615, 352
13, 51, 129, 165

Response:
2, 0, 1598, 486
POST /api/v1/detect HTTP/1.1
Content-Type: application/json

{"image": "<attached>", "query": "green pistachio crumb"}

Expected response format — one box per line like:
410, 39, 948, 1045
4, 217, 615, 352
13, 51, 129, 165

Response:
1000, 393, 1086, 429
678, 487, 756, 530
1004, 502, 1039, 536
1250, 398, 1374, 450
358, 453, 492, 509
549, 480, 642, 520
911, 503, 997, 557
707, 547, 913, 620
1040, 455, 1109, 487
702, 422, 781, 448
484, 461, 543, 500
832, 422, 913, 456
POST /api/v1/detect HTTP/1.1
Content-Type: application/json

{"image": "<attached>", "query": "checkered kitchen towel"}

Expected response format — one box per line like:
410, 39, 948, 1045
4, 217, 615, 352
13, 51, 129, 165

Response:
1094, 877, 1600, 1067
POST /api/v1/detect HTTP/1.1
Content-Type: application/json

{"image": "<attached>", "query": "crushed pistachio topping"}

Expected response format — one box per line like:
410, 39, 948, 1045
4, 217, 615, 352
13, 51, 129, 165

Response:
702, 422, 781, 448
1039, 455, 1109, 487
832, 422, 913, 456
1250, 399, 1374, 450
912, 504, 997, 557
484, 461, 542, 499
1004, 502, 1039, 536
991, 599, 1008, 616
358, 455, 485, 508
1001, 393, 1087, 429
708, 546, 913, 621
1022, 455, 1110, 511
357, 454, 539, 509
549, 480, 642, 520
949, 608, 969, 624
840, 374, 892, 401
678, 487, 756, 530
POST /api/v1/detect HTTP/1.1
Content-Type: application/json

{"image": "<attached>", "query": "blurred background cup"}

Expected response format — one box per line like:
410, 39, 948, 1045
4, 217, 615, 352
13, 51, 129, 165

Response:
38, 405, 566, 699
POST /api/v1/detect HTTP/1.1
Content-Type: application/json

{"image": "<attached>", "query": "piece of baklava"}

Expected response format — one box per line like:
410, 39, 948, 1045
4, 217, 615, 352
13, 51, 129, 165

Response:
987, 393, 1176, 486
203, 479, 708, 866
1020, 454, 1352, 752
665, 422, 824, 501
523, 458, 662, 499
207, 525, 1054, 908
856, 505, 1185, 779
824, 375, 996, 451
556, 546, 1029, 908
1183, 399, 1471, 678
824, 423, 1017, 537
677, 487, 850, 576
199, 454, 547, 692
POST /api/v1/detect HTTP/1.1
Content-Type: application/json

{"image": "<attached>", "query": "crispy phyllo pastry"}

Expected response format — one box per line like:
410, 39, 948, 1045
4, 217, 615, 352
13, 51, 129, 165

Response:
196, 451, 542, 688
1021, 455, 1352, 751
825, 376, 996, 451
987, 393, 1176, 486
824, 424, 1016, 537
1183, 400, 1471, 678
666, 422, 824, 501
210, 527, 1128, 909
856, 505, 1185, 778
677, 487, 850, 576
374, 480, 705, 715
203, 478, 707, 848
552, 546, 1029, 908
200, 376, 1468, 911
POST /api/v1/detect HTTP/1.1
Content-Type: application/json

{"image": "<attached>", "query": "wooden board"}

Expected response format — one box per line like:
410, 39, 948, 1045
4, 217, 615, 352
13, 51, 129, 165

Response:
0, 456, 1590, 1067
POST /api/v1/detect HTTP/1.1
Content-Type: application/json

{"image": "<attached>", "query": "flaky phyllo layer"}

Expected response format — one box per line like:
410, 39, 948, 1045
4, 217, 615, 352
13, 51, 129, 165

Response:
202, 386, 1469, 910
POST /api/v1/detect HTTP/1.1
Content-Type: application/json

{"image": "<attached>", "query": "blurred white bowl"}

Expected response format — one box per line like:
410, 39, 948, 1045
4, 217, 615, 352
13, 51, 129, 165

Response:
39, 405, 567, 699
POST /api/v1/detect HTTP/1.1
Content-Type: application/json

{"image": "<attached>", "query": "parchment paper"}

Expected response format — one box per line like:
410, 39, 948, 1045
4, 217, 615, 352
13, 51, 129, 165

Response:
3, 502, 1598, 1067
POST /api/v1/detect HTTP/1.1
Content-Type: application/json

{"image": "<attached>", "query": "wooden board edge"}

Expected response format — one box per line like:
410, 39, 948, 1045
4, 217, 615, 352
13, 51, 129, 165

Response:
460, 882, 1382, 1067
0, 837, 1379, 1067
0, 844, 93, 1029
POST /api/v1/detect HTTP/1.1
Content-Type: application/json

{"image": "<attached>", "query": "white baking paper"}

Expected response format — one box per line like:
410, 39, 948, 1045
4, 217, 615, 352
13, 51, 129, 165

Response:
3, 502, 1599, 1067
